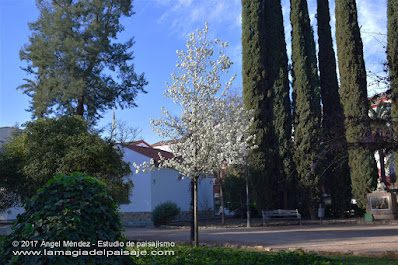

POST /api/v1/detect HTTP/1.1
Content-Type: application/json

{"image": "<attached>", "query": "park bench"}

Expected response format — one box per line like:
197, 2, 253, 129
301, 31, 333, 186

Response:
262, 209, 302, 226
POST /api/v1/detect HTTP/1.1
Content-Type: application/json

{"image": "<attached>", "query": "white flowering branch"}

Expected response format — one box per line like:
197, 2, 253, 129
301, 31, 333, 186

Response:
134, 23, 255, 247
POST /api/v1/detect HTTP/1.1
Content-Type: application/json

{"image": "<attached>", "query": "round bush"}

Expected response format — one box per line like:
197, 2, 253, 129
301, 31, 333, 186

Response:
152, 201, 180, 227
1, 172, 129, 265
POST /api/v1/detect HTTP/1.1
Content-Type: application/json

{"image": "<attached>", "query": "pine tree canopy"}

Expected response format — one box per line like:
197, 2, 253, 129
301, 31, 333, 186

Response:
18, 0, 147, 122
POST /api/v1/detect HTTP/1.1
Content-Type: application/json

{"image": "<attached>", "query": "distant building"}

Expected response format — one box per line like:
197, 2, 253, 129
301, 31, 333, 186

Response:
0, 127, 21, 148
119, 143, 214, 226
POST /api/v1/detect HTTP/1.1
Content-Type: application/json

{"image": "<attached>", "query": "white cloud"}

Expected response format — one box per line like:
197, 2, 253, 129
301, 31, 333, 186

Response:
152, 0, 241, 38
148, 0, 387, 94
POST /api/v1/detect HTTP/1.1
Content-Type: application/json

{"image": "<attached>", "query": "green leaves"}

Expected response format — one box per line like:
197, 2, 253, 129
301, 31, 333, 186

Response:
152, 201, 181, 227
1, 173, 128, 265
19, 0, 147, 121
291, 0, 323, 218
1, 116, 132, 205
129, 245, 344, 265
335, 0, 378, 209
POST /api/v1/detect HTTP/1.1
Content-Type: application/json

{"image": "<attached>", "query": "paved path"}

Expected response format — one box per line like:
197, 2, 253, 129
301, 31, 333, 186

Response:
2, 223, 398, 255
124, 224, 398, 255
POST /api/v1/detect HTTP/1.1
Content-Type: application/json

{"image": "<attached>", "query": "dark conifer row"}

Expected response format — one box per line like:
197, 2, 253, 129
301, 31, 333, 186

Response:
335, 0, 378, 209
317, 0, 351, 216
388, 0, 398, 173
264, 1, 295, 209
242, 0, 277, 210
290, 0, 323, 218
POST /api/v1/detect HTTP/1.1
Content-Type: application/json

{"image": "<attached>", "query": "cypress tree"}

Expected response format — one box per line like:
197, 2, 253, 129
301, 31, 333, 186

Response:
335, 0, 378, 209
290, 0, 323, 218
317, 0, 351, 216
242, 0, 277, 210
264, 0, 295, 209
388, 0, 398, 173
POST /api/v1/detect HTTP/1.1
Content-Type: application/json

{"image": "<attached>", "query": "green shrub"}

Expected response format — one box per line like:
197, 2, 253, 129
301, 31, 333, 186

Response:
152, 201, 180, 227
0, 172, 129, 265
129, 245, 346, 265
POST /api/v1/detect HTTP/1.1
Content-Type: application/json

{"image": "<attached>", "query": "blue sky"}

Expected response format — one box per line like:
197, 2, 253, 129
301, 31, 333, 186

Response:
0, 0, 388, 144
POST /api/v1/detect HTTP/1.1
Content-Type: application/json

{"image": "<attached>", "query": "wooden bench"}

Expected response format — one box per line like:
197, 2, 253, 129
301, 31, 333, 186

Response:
262, 209, 302, 226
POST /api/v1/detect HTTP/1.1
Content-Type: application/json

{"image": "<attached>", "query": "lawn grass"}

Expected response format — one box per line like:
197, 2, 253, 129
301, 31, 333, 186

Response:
128, 245, 345, 264
127, 245, 398, 265
328, 254, 398, 265
1, 235, 397, 265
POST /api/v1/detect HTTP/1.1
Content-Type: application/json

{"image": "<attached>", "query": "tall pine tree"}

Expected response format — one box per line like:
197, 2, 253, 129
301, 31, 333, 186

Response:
290, 0, 323, 218
388, 0, 398, 174
335, 0, 378, 209
242, 0, 277, 210
19, 0, 147, 122
317, 0, 351, 216
264, 0, 295, 209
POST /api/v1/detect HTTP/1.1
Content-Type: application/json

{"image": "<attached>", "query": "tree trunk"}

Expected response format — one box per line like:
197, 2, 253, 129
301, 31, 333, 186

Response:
380, 150, 386, 184
309, 206, 316, 220
219, 169, 225, 225
220, 181, 225, 225
76, 96, 85, 116
190, 179, 194, 243
193, 176, 199, 247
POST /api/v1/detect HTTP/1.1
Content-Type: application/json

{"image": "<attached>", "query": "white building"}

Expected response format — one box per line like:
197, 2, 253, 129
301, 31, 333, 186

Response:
119, 143, 214, 226
0, 139, 214, 225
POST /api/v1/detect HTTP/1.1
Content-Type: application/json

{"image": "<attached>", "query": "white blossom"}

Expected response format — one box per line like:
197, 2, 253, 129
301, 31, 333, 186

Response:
135, 23, 255, 179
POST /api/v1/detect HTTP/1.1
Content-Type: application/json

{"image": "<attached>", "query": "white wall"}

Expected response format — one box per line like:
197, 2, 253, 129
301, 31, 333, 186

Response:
151, 169, 214, 212
152, 144, 172, 152
151, 169, 191, 211
0, 206, 24, 221
118, 146, 152, 212
1, 146, 215, 220
198, 176, 214, 212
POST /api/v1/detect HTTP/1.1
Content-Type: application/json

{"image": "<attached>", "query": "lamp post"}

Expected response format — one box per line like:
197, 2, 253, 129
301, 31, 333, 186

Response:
244, 150, 251, 228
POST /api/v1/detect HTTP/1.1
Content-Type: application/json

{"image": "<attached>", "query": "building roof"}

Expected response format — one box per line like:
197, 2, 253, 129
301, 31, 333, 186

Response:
151, 139, 180, 147
122, 144, 175, 162
126, 140, 152, 147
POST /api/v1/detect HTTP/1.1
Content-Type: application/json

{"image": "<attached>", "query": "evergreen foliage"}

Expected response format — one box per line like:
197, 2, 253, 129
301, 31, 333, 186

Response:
335, 0, 378, 209
223, 165, 257, 217
264, 0, 296, 208
241, 0, 278, 211
152, 201, 181, 227
0, 116, 132, 205
0, 141, 27, 213
0, 173, 128, 265
19, 0, 147, 122
290, 0, 323, 218
369, 101, 392, 184
317, 0, 351, 216
129, 246, 343, 265
387, 0, 398, 173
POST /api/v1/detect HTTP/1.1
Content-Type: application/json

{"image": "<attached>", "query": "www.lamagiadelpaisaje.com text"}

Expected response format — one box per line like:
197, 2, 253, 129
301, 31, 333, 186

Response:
11, 240, 176, 258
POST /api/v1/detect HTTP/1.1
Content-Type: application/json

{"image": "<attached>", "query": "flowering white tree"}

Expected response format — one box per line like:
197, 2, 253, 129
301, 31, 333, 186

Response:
135, 24, 255, 247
